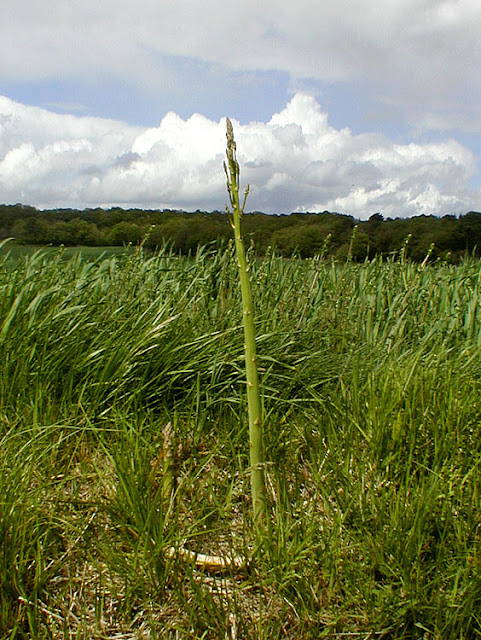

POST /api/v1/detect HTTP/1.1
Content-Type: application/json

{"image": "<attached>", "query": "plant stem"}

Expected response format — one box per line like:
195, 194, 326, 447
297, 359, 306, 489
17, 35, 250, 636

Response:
224, 118, 267, 524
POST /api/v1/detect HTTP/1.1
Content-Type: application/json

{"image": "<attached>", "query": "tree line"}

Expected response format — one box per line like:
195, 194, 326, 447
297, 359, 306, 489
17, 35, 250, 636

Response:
1, 203, 481, 262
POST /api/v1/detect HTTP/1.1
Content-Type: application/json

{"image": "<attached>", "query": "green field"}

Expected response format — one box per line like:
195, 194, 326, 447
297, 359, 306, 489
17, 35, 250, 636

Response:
1, 241, 480, 638
1, 242, 129, 266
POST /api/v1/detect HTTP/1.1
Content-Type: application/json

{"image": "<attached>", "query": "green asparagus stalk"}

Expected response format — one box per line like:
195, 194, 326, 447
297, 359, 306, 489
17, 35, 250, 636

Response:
224, 118, 267, 523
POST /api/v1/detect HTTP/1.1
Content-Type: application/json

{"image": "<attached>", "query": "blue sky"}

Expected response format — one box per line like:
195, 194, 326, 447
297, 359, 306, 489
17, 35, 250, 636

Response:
0, 65, 291, 127
1, 0, 480, 218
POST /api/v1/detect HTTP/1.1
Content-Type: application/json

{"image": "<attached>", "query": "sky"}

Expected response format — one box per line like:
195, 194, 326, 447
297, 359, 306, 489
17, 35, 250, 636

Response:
1, 0, 481, 219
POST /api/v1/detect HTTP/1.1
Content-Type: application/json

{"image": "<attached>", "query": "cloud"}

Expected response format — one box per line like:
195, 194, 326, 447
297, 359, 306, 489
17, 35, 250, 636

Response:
0, 93, 479, 218
0, 95, 141, 204
1, 0, 480, 133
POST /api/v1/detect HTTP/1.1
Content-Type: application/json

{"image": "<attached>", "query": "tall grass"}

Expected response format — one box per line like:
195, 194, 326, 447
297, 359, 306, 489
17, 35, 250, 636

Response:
0, 240, 480, 637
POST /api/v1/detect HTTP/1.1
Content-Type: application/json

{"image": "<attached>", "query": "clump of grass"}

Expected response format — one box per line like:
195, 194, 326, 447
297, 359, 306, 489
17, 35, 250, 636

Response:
0, 242, 481, 637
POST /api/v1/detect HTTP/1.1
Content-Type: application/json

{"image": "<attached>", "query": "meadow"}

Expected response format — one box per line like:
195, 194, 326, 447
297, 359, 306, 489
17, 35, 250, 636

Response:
1, 244, 128, 267
0, 240, 480, 639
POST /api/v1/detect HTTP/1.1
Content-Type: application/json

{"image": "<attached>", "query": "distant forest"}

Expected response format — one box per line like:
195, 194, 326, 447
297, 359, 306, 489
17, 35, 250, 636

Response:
2, 203, 481, 262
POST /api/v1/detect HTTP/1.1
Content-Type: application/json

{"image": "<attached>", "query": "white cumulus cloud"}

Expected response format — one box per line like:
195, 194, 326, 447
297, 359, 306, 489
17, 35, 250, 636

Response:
0, 93, 479, 218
